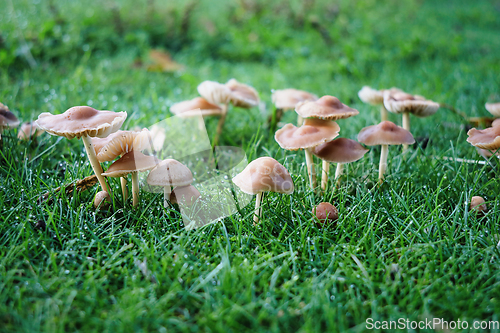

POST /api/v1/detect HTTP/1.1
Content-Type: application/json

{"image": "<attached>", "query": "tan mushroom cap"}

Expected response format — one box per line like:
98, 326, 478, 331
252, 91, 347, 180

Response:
470, 196, 487, 214
275, 118, 340, 150
170, 97, 223, 117
170, 185, 201, 206
485, 103, 500, 117
492, 118, 500, 127
197, 80, 232, 105
358, 121, 415, 146
36, 106, 127, 139
92, 129, 151, 162
18, 121, 44, 140
102, 151, 159, 177
312, 138, 368, 163
94, 191, 111, 209
232, 157, 294, 195
358, 86, 384, 105
226, 79, 259, 108
0, 103, 20, 128
383, 90, 439, 117
271, 89, 318, 110
313, 202, 338, 222
147, 159, 193, 187
467, 126, 500, 150
295, 95, 359, 120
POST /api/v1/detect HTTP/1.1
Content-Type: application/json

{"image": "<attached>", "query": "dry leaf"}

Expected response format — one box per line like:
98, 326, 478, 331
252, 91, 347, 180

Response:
147, 49, 184, 72
38, 175, 98, 204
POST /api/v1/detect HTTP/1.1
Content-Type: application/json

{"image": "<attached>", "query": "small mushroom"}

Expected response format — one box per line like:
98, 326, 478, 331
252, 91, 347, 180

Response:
225, 79, 259, 108
0, 103, 20, 143
146, 159, 193, 207
358, 86, 402, 121
232, 157, 294, 224
271, 88, 318, 126
94, 191, 111, 209
312, 202, 338, 227
170, 97, 223, 130
467, 125, 500, 152
492, 118, 500, 127
470, 196, 487, 215
170, 185, 201, 207
18, 121, 45, 141
485, 103, 500, 117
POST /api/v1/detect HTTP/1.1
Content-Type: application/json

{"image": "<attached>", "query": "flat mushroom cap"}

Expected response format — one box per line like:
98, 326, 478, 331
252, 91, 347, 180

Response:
312, 138, 368, 163
358, 86, 384, 105
147, 159, 193, 187
18, 121, 44, 140
467, 126, 500, 150
36, 106, 127, 139
197, 81, 232, 105
92, 129, 151, 162
0, 103, 20, 128
275, 118, 340, 150
226, 79, 259, 108
170, 185, 201, 206
383, 90, 439, 117
295, 95, 359, 120
271, 89, 318, 110
170, 97, 223, 117
232, 157, 294, 195
102, 151, 159, 178
485, 103, 500, 117
313, 202, 338, 222
358, 121, 415, 146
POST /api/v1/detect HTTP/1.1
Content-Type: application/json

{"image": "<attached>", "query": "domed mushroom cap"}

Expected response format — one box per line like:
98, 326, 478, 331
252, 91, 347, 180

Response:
197, 81, 232, 105
147, 159, 193, 187
312, 138, 368, 163
102, 151, 159, 177
358, 86, 384, 105
18, 121, 44, 140
485, 102, 500, 117
94, 191, 111, 209
358, 121, 415, 146
467, 126, 500, 150
92, 129, 151, 162
295, 95, 359, 120
271, 89, 318, 110
232, 157, 294, 195
275, 118, 340, 150
171, 185, 201, 206
170, 97, 223, 117
383, 90, 439, 117
36, 106, 127, 139
0, 103, 20, 128
226, 79, 259, 108
313, 202, 338, 223
470, 196, 487, 214
492, 118, 500, 127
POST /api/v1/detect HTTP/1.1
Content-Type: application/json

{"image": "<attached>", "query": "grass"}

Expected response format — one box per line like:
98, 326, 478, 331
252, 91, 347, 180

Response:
1, 0, 500, 332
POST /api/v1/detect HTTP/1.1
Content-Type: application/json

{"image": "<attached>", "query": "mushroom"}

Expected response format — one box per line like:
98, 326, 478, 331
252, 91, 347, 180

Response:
492, 118, 500, 127
170, 97, 223, 130
311, 138, 368, 189
470, 196, 487, 215
18, 121, 44, 141
0, 103, 20, 144
94, 191, 111, 209
486, 103, 500, 117
232, 157, 294, 224
36, 106, 127, 192
271, 88, 318, 127
101, 151, 159, 207
358, 86, 402, 121
225, 78, 259, 108
146, 159, 194, 207
312, 202, 338, 227
357, 121, 415, 183
275, 118, 340, 189
170, 185, 201, 207
466, 126, 500, 153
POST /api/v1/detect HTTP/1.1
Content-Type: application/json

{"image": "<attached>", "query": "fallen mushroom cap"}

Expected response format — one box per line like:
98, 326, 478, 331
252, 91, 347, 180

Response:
271, 89, 318, 110
147, 159, 193, 187
36, 106, 127, 139
467, 126, 500, 150
197, 81, 232, 105
170, 97, 223, 117
383, 90, 439, 117
0, 103, 20, 128
232, 157, 294, 195
470, 196, 487, 213
312, 138, 368, 163
226, 79, 259, 108
92, 129, 151, 162
170, 185, 201, 206
296, 95, 359, 120
275, 118, 340, 150
313, 202, 338, 222
486, 103, 500, 117
358, 121, 415, 146
102, 151, 159, 177
18, 121, 44, 140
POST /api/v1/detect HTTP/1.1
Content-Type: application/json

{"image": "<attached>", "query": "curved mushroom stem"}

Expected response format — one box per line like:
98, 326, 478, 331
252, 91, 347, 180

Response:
335, 163, 344, 188
304, 148, 316, 190
380, 105, 388, 122
402, 112, 410, 152
214, 103, 228, 147
131, 172, 139, 207
163, 186, 171, 208
379, 144, 389, 183
81, 135, 109, 192
120, 177, 128, 203
321, 160, 329, 191
253, 192, 263, 224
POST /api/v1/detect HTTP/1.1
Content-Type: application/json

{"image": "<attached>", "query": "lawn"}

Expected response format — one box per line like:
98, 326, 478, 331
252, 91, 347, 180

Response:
1, 0, 500, 332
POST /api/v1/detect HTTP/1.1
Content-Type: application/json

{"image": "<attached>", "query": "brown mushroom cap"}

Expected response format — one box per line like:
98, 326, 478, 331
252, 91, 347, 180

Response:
312, 138, 369, 163
18, 121, 44, 140
170, 185, 201, 206
467, 126, 500, 150
275, 118, 340, 150
358, 121, 415, 146
94, 191, 111, 209
486, 103, 500, 117
170, 97, 223, 117
313, 202, 338, 223
36, 106, 127, 139
271, 89, 318, 110
197, 81, 232, 105
102, 151, 159, 177
0, 103, 20, 129
296, 95, 359, 120
146, 159, 193, 187
232, 157, 294, 195
470, 196, 487, 214
226, 79, 259, 108
383, 90, 439, 117
92, 129, 151, 162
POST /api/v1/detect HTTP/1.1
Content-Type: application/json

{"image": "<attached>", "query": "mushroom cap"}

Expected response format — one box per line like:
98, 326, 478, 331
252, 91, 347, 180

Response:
467, 126, 500, 150
313, 202, 338, 223
0, 103, 20, 128
170, 97, 223, 117
18, 121, 44, 140
94, 191, 111, 209
358, 86, 384, 105
170, 185, 201, 206
358, 121, 415, 146
197, 81, 232, 105
146, 159, 193, 187
485, 103, 500, 117
492, 118, 500, 127
35, 106, 127, 139
271, 88, 318, 110
312, 138, 369, 163
92, 129, 151, 162
232, 157, 294, 195
226, 78, 259, 108
470, 196, 487, 213
295, 95, 359, 120
275, 118, 340, 151
383, 90, 439, 117
102, 151, 159, 177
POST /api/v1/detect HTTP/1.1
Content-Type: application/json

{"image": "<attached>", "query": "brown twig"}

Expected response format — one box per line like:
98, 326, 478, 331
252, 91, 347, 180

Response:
38, 175, 98, 204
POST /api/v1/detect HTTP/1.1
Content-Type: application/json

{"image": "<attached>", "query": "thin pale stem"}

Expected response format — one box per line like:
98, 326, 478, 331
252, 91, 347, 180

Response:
253, 192, 263, 224
335, 163, 344, 188
297, 115, 303, 126
163, 186, 171, 208
214, 103, 228, 147
304, 148, 316, 189
379, 144, 389, 183
402, 112, 410, 151
120, 177, 128, 203
321, 160, 329, 191
380, 105, 388, 122
81, 135, 108, 192
131, 172, 139, 207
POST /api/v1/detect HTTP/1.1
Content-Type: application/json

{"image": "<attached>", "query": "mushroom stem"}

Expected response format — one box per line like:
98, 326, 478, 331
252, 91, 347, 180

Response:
380, 105, 388, 122
253, 192, 263, 224
214, 103, 228, 147
163, 186, 171, 208
402, 112, 410, 151
335, 163, 344, 187
131, 172, 139, 207
197, 116, 205, 131
379, 144, 389, 182
321, 160, 329, 191
304, 148, 316, 189
297, 115, 303, 126
81, 135, 109, 192
120, 177, 128, 203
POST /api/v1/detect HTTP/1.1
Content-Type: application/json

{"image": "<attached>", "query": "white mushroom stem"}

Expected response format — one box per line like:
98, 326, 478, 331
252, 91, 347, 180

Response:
120, 177, 128, 203
304, 148, 316, 189
402, 112, 410, 151
321, 160, 329, 191
131, 172, 139, 207
379, 144, 389, 182
214, 103, 228, 147
297, 115, 304, 126
81, 135, 109, 192
335, 163, 344, 188
163, 186, 171, 208
380, 105, 388, 122
253, 192, 263, 224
